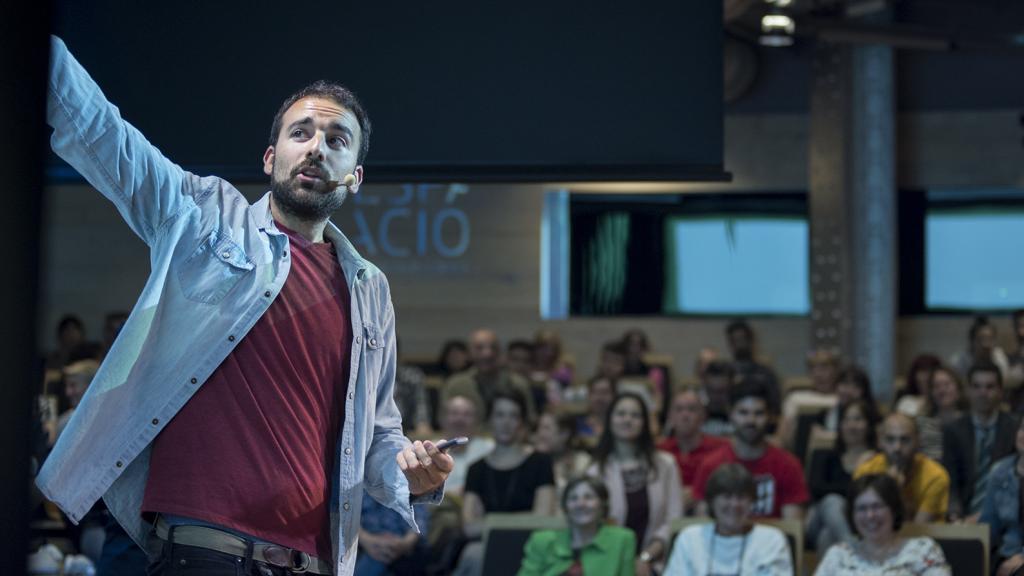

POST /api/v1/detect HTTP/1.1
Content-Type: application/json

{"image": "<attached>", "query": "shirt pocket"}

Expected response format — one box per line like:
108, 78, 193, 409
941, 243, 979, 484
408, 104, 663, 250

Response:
362, 322, 385, 395
176, 231, 255, 304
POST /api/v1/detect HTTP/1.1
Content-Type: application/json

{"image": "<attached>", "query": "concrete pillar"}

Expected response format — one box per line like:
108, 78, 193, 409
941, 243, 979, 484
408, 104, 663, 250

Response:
809, 38, 897, 402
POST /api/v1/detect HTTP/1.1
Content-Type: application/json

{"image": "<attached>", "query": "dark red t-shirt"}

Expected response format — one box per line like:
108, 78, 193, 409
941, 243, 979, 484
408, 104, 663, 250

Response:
691, 442, 809, 518
656, 434, 730, 487
143, 224, 351, 558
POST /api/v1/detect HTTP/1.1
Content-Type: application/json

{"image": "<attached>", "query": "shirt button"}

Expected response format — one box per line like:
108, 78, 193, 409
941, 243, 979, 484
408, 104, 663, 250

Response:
345, 447, 352, 455
228, 335, 235, 342
190, 377, 198, 384
356, 336, 362, 344
283, 251, 288, 258
343, 502, 350, 511
221, 251, 232, 260
348, 392, 354, 400
264, 290, 272, 297
370, 338, 377, 347
115, 460, 123, 468
151, 418, 159, 425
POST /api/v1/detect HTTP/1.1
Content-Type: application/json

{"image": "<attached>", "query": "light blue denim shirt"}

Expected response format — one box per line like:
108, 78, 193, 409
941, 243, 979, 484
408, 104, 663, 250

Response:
980, 454, 1023, 561
36, 36, 439, 576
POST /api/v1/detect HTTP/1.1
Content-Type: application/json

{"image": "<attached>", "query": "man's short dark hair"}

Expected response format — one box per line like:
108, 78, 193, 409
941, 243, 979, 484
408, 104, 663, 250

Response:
728, 377, 769, 409
705, 463, 757, 518
968, 315, 994, 343
725, 318, 753, 339
968, 360, 1003, 388
847, 473, 905, 533
269, 80, 372, 164
57, 314, 84, 337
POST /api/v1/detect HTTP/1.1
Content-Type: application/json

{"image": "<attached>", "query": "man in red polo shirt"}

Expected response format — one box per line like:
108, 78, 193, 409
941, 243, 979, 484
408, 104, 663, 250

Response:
692, 379, 809, 520
656, 388, 728, 513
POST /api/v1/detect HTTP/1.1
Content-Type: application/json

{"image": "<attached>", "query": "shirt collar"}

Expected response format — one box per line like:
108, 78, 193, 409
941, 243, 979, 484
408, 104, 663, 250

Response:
972, 413, 998, 430
552, 524, 612, 557
253, 191, 370, 285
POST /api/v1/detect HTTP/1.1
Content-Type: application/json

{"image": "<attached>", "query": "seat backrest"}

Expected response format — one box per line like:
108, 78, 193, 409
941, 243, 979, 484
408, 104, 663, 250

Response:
481, 514, 567, 576
899, 522, 989, 576
669, 517, 803, 576
805, 428, 837, 465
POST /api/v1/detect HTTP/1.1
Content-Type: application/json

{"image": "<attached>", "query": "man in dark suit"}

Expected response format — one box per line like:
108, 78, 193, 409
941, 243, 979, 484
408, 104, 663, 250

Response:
942, 360, 1019, 521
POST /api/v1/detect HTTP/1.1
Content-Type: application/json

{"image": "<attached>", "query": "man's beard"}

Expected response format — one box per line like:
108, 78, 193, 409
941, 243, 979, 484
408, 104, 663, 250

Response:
270, 160, 347, 222
735, 424, 765, 445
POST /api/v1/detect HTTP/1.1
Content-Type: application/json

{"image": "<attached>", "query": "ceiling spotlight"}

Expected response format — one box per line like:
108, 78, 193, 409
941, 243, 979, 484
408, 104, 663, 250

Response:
760, 11, 795, 47
766, 0, 793, 6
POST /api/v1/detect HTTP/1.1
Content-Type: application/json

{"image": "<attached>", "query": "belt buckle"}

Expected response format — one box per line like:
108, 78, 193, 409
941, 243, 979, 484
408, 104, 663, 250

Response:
264, 545, 310, 573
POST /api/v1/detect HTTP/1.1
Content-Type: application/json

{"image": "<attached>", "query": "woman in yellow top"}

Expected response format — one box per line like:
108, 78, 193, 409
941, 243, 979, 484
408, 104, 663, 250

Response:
517, 476, 636, 576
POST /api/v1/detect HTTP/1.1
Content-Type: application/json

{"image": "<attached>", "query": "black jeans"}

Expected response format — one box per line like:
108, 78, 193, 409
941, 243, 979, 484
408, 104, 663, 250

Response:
144, 527, 294, 576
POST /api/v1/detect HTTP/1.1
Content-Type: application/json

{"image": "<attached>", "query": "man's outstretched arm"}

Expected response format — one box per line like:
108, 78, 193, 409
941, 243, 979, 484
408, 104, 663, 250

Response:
48, 36, 193, 246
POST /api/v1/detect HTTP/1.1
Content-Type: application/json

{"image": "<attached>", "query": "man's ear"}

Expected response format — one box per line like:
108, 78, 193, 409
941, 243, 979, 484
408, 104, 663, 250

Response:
263, 146, 275, 176
348, 165, 365, 194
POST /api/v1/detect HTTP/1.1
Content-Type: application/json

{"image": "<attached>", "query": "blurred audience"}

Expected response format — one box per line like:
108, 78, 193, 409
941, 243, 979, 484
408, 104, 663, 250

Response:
439, 394, 494, 496
725, 319, 771, 382
621, 329, 667, 418
33, 312, 1020, 575
508, 339, 561, 414
656, 388, 728, 513
942, 360, 1018, 521
45, 314, 88, 370
99, 311, 129, 360
395, 338, 432, 435
854, 413, 949, 523
665, 463, 793, 576
357, 495, 429, 576
805, 399, 879, 552
793, 365, 880, 466
1007, 309, 1024, 400
916, 364, 968, 461
693, 347, 719, 381
779, 349, 839, 450
49, 359, 99, 446
533, 411, 591, 495
595, 340, 627, 382
950, 315, 1009, 383
587, 392, 683, 575
517, 477, 636, 576
444, 328, 536, 425
700, 360, 736, 437
576, 375, 617, 447
980, 416, 1024, 576
895, 353, 943, 417
813, 474, 950, 575
457, 389, 555, 576
532, 329, 574, 390
693, 379, 809, 520
431, 339, 471, 379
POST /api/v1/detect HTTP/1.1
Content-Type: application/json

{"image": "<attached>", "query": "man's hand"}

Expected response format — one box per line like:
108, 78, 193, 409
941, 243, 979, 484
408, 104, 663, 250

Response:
886, 464, 907, 488
397, 439, 454, 497
359, 531, 395, 565
997, 554, 1024, 576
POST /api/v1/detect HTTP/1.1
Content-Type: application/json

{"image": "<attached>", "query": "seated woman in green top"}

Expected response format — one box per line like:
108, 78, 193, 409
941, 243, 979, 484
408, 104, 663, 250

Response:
518, 476, 636, 576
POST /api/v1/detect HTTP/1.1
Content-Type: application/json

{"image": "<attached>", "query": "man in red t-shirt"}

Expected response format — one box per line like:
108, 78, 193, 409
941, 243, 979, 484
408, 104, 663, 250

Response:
692, 379, 809, 519
656, 388, 729, 512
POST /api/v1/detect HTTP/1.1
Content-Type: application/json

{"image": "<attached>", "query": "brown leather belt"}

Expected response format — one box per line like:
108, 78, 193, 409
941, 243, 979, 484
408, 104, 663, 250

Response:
155, 517, 332, 575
